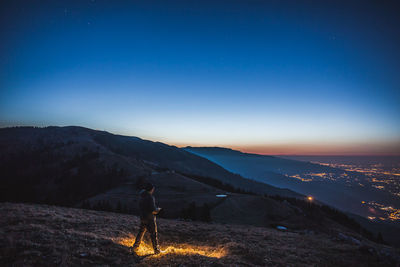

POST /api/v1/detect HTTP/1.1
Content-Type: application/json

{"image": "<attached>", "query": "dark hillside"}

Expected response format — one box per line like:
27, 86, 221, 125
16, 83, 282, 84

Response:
1, 203, 399, 266
0, 126, 300, 205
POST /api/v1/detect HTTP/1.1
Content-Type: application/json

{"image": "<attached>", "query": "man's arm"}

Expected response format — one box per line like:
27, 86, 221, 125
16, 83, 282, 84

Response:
151, 196, 161, 215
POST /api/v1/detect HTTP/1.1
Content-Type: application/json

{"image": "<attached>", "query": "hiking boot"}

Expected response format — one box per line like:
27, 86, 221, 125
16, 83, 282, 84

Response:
154, 247, 167, 255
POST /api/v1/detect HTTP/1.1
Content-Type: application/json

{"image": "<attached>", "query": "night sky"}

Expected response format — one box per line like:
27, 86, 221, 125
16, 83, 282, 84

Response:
1, 0, 399, 155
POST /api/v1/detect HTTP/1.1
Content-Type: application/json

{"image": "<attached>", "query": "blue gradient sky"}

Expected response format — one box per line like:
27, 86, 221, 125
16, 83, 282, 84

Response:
1, 0, 399, 155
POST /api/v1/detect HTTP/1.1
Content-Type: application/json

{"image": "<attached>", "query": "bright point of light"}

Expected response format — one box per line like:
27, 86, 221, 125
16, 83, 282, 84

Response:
307, 196, 313, 201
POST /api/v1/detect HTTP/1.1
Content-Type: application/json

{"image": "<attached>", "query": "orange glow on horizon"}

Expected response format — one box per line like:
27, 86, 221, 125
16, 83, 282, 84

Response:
175, 141, 400, 156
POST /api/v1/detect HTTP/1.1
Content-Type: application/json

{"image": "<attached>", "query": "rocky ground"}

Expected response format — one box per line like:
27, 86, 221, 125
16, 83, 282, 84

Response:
1, 203, 399, 266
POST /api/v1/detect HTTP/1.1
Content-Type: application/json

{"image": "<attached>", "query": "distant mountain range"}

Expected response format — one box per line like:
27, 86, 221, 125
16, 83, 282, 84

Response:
184, 146, 400, 246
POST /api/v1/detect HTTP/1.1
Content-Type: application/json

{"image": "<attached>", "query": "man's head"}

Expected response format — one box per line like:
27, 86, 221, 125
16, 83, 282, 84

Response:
143, 182, 155, 194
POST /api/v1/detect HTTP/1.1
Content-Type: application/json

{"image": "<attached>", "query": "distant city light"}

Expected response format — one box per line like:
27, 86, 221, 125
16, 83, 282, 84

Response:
307, 196, 313, 201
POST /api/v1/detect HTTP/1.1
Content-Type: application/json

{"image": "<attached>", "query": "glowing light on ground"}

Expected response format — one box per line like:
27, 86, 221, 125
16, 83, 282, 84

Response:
113, 235, 227, 258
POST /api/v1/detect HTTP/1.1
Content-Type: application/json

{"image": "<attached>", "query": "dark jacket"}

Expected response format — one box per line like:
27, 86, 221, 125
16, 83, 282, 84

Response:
138, 189, 157, 220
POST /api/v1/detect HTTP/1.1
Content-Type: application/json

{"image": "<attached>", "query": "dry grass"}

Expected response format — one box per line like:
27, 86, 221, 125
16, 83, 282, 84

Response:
0, 203, 398, 266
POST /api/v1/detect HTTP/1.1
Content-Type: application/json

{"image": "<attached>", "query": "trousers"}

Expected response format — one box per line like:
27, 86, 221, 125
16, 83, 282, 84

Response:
133, 217, 159, 252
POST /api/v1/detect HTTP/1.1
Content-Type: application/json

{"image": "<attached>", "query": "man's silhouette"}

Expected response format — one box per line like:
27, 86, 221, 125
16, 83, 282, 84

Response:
132, 182, 162, 254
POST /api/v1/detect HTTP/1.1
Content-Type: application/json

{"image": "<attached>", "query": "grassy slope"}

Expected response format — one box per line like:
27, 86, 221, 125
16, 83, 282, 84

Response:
1, 203, 399, 266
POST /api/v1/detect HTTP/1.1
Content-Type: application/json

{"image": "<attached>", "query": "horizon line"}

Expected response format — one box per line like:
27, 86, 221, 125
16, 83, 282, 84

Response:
2, 124, 399, 157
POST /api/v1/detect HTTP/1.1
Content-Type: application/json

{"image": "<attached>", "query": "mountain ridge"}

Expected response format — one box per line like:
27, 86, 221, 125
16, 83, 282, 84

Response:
0, 126, 301, 200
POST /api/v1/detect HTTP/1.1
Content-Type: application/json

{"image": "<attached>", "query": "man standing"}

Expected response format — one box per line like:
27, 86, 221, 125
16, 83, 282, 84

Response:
132, 182, 162, 254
